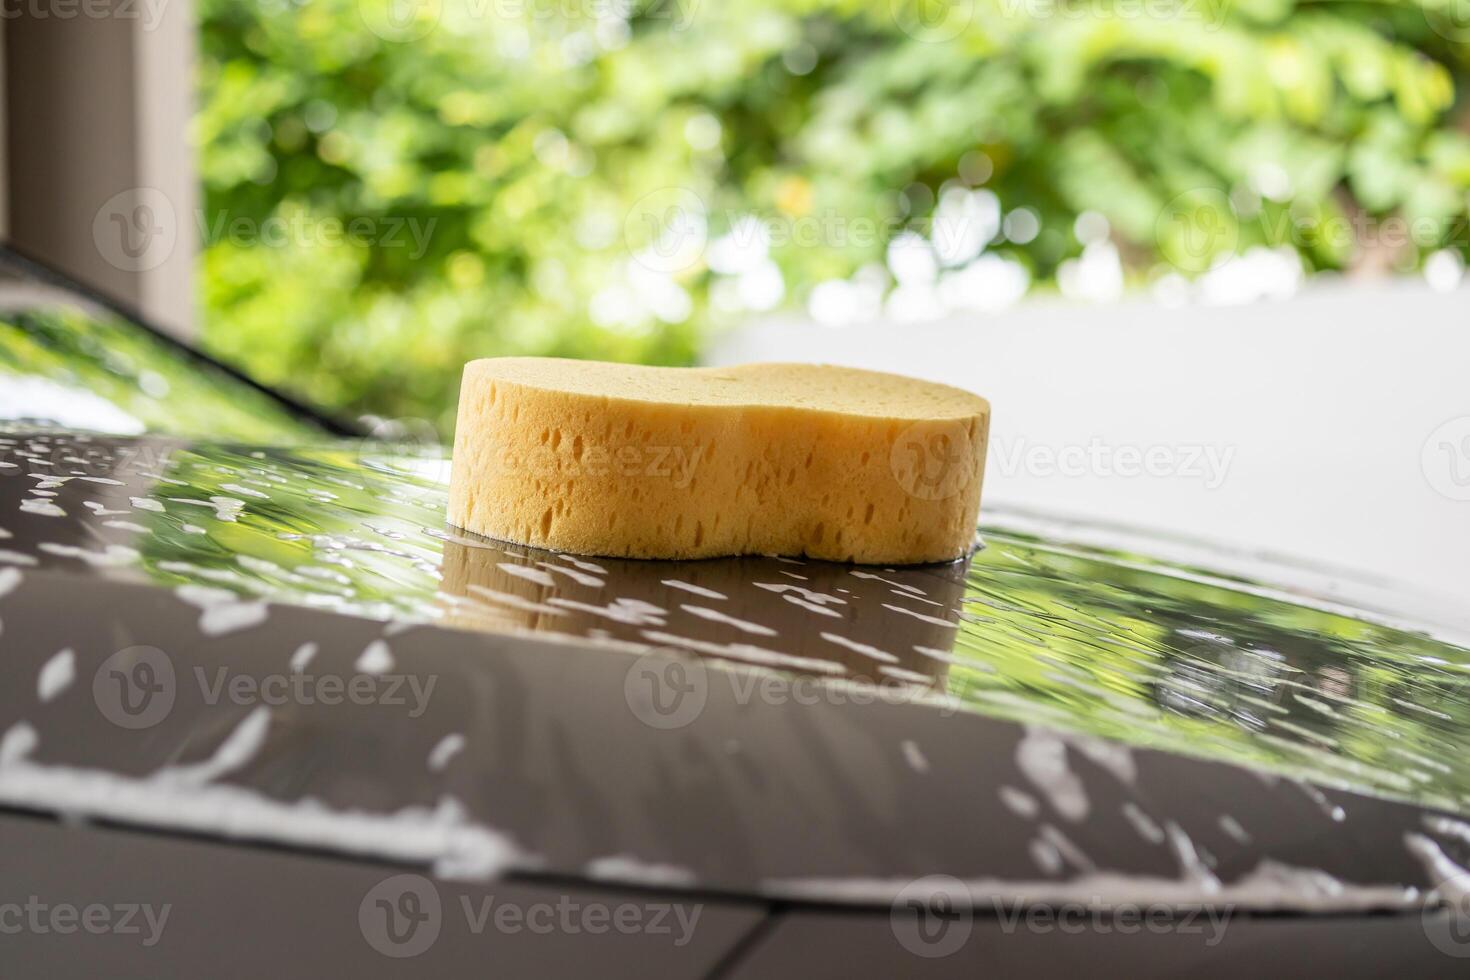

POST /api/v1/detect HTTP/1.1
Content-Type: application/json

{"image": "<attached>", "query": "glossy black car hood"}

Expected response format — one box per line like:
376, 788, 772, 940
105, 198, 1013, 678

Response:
1, 426, 1469, 913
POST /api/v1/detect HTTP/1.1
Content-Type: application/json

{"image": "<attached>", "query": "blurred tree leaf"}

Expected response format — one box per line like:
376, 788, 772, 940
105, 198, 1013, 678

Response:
196, 0, 1470, 434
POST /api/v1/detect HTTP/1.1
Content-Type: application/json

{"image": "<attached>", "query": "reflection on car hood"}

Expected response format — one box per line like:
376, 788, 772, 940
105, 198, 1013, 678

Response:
1, 426, 1468, 908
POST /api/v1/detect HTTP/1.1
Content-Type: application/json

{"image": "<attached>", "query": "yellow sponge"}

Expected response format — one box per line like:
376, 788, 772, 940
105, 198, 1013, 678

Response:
447, 358, 989, 564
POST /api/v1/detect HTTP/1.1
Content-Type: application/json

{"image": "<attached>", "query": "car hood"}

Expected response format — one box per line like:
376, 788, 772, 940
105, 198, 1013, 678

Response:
1, 426, 1468, 910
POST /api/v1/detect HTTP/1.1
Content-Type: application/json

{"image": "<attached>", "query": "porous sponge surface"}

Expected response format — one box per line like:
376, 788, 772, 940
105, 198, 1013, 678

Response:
448, 358, 990, 564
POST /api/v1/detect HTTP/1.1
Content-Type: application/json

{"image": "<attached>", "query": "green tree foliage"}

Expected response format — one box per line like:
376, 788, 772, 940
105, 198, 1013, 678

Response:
197, 0, 1470, 433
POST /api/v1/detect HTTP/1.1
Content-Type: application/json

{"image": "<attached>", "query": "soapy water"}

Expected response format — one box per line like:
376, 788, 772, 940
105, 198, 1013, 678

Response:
5, 431, 1470, 818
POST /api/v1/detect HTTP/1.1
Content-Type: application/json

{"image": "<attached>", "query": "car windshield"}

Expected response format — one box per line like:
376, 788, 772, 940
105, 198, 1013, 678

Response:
0, 249, 336, 442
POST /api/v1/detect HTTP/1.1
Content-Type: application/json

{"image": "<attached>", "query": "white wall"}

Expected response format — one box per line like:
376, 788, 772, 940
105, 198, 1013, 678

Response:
709, 280, 1469, 604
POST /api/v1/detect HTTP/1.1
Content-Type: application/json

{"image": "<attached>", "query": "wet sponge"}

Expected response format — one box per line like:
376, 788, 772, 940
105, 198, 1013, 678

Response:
447, 358, 990, 564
